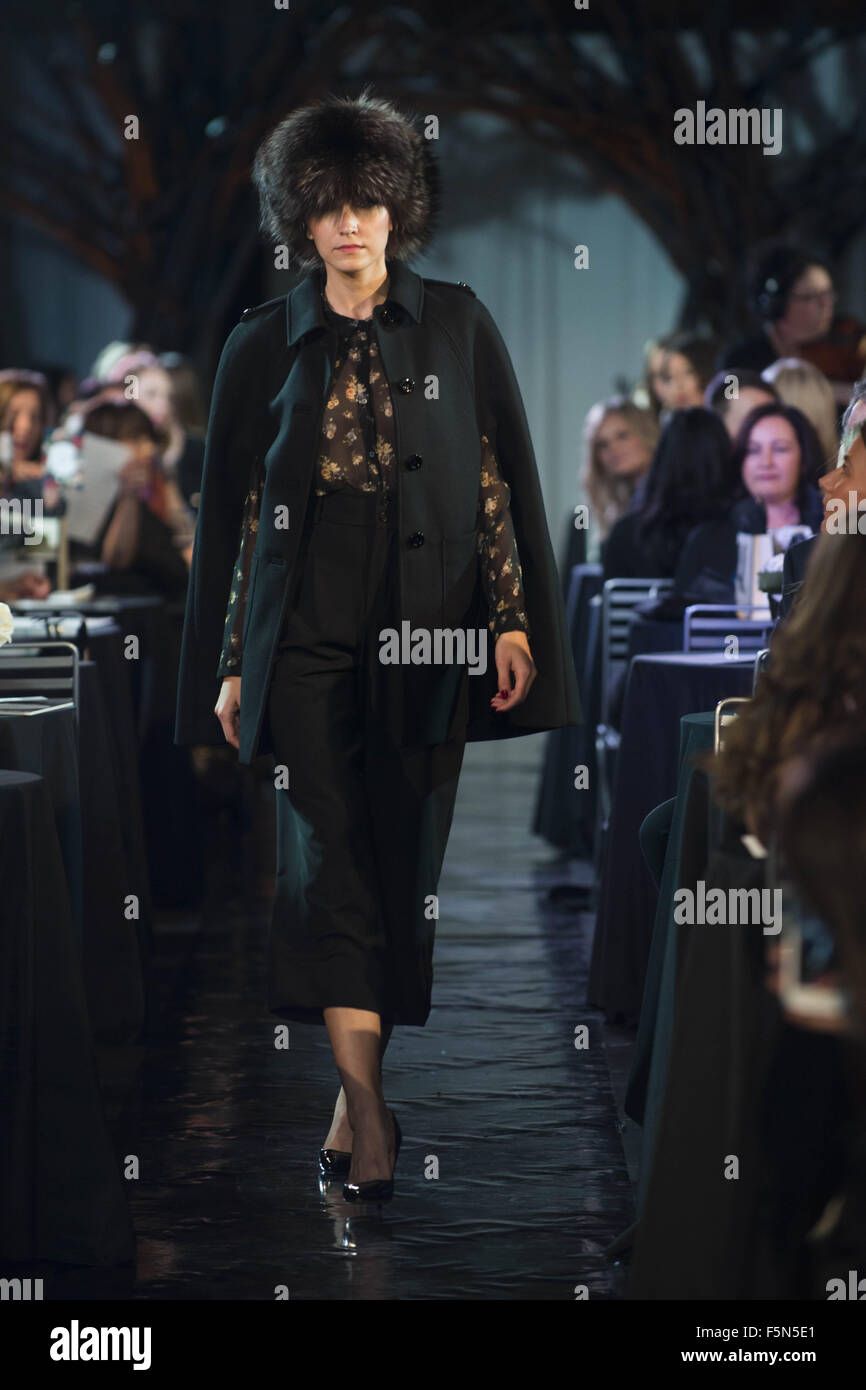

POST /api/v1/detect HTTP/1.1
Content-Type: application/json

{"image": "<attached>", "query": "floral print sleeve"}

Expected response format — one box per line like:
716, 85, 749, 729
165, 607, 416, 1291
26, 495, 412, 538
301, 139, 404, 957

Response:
477, 433, 530, 639
217, 460, 262, 680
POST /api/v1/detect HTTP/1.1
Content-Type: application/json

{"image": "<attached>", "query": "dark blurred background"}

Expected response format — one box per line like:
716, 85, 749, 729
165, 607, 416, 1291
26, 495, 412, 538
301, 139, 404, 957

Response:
3, 0, 866, 527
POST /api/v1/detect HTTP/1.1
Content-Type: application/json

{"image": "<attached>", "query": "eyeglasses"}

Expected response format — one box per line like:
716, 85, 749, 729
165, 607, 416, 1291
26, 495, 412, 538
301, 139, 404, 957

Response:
788, 289, 837, 305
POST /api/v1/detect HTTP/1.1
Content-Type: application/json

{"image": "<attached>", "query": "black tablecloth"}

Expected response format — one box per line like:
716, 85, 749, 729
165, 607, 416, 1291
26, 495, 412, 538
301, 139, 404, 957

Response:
0, 769, 135, 1265
73, 592, 204, 909
625, 830, 783, 1297
625, 713, 715, 1136
588, 654, 755, 1023
79, 630, 153, 952
73, 594, 165, 737
0, 677, 146, 1044
533, 563, 600, 855
0, 702, 82, 937
78, 661, 147, 1043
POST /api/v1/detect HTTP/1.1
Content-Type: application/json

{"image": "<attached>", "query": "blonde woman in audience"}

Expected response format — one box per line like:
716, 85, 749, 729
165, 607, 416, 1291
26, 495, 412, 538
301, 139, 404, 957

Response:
580, 397, 659, 559
762, 357, 840, 470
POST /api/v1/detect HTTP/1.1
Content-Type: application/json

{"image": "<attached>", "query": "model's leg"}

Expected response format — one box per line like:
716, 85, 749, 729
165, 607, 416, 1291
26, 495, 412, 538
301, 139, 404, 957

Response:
323, 1019, 394, 1151
324, 1007, 397, 1183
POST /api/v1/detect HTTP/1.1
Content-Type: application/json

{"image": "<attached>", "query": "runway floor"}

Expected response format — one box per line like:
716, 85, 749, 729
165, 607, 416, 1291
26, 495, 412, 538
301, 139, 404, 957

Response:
92, 739, 635, 1299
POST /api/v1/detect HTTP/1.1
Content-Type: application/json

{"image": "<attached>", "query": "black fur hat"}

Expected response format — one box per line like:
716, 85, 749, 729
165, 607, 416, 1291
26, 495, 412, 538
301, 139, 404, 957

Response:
251, 87, 441, 270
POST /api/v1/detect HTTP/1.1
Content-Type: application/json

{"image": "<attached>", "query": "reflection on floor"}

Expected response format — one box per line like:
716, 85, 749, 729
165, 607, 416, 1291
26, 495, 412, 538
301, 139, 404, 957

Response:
52, 738, 637, 1299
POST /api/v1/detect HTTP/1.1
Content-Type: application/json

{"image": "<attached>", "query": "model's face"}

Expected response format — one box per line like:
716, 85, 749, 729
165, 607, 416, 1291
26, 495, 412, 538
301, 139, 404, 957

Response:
3, 388, 43, 461
136, 367, 173, 428
723, 386, 776, 440
595, 412, 651, 479
776, 265, 835, 344
741, 414, 801, 507
306, 203, 393, 275
657, 351, 704, 410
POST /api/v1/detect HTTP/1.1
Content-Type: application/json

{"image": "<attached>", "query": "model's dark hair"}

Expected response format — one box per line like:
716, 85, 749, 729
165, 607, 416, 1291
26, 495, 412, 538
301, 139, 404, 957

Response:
633, 407, 736, 571
251, 86, 441, 270
731, 401, 826, 520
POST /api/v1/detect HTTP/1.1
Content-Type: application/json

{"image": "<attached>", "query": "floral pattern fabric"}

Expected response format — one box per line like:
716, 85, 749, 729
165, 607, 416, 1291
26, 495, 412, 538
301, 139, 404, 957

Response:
217, 298, 529, 679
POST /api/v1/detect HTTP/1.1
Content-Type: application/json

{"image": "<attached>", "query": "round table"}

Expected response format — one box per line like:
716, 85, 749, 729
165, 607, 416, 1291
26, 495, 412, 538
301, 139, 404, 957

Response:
0, 768, 135, 1265
588, 653, 755, 1023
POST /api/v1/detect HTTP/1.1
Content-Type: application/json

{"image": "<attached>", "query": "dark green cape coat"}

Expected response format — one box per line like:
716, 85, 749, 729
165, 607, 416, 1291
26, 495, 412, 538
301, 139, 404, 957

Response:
175, 258, 580, 763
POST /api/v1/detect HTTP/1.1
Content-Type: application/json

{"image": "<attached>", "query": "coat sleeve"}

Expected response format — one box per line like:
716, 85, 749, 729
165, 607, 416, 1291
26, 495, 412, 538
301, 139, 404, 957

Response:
466, 298, 582, 737
174, 320, 270, 746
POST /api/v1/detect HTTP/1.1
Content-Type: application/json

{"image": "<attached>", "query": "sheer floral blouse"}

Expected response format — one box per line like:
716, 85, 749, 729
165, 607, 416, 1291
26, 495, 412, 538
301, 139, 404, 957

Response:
217, 291, 530, 679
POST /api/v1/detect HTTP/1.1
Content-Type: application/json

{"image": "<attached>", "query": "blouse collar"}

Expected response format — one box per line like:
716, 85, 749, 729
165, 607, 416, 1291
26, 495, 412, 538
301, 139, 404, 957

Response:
286, 259, 423, 347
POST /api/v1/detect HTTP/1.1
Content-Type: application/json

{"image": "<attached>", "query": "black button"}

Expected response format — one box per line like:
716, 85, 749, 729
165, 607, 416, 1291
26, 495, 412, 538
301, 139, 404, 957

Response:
407, 531, 425, 548
397, 377, 415, 393
380, 306, 396, 326
404, 454, 423, 470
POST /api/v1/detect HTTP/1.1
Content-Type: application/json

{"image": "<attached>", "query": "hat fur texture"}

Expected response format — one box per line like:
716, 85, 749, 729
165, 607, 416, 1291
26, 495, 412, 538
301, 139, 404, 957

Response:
252, 88, 441, 270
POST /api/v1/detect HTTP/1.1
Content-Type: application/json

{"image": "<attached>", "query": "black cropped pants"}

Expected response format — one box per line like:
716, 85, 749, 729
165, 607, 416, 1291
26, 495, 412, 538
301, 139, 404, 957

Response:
265, 488, 466, 1026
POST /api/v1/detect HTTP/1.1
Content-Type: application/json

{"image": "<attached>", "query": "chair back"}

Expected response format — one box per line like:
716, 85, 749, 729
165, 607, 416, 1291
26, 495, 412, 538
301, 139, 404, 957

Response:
752, 647, 770, 693
683, 604, 775, 655
0, 641, 80, 727
600, 577, 673, 724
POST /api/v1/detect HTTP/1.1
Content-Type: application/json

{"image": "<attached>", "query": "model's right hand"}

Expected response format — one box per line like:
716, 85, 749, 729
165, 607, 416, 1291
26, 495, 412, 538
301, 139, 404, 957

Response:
215, 676, 241, 749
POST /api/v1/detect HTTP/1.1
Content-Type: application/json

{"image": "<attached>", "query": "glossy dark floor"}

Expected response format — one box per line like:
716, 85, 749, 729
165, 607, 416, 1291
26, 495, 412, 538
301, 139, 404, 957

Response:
79, 741, 636, 1298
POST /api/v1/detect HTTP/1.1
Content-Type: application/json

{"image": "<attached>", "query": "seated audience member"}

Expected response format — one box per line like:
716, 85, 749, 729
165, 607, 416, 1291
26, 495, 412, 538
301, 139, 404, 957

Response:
78, 398, 195, 601
111, 356, 205, 514
781, 380, 866, 615
633, 336, 675, 420
158, 352, 207, 510
703, 534, 866, 1293
732, 401, 824, 531
761, 357, 839, 469
720, 244, 866, 403
580, 397, 659, 559
0, 369, 60, 507
655, 333, 719, 416
660, 402, 824, 614
0, 370, 63, 594
601, 407, 735, 581
704, 368, 778, 440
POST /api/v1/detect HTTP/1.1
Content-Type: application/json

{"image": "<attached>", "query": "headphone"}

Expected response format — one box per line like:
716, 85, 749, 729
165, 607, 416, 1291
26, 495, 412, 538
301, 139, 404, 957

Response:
751, 247, 826, 322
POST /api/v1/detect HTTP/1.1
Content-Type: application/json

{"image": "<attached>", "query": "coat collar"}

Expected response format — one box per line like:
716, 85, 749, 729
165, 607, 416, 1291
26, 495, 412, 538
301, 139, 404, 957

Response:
286, 258, 424, 347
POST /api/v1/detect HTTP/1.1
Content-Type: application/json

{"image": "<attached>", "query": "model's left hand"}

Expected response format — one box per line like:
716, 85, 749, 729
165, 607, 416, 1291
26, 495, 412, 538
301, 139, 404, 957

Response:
490, 630, 536, 712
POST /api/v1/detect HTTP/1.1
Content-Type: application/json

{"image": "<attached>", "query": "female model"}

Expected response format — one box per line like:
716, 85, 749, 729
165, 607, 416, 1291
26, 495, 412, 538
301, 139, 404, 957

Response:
175, 90, 580, 1202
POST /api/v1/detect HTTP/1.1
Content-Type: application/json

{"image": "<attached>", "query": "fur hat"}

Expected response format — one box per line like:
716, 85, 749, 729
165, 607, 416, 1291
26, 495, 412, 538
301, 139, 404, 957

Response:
251, 87, 441, 270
